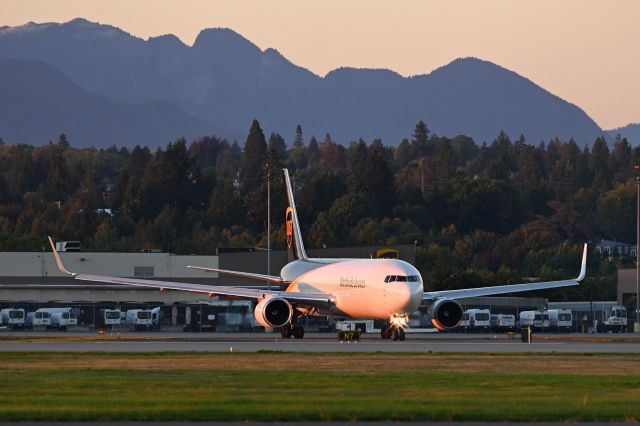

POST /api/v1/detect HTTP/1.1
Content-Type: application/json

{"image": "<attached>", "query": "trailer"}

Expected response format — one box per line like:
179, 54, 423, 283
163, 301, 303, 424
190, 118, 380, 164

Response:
336, 319, 378, 334
0, 308, 26, 330
547, 309, 573, 332
182, 304, 217, 332
25, 310, 51, 329
125, 309, 153, 331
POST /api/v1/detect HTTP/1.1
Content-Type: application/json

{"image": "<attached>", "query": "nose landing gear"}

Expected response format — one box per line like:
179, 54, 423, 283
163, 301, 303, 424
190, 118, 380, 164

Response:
381, 323, 406, 341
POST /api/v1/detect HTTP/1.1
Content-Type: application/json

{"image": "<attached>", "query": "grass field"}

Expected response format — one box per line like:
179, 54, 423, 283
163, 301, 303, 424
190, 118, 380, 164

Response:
1, 352, 639, 421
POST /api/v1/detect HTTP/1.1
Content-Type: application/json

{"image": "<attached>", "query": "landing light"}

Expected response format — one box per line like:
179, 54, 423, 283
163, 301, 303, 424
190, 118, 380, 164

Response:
390, 314, 408, 328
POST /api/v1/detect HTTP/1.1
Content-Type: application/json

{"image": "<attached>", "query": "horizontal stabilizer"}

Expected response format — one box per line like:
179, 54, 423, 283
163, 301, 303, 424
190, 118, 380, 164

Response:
186, 265, 289, 283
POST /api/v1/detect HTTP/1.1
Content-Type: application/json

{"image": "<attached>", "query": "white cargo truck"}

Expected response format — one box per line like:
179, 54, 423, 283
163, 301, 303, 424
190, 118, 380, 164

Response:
519, 310, 550, 331
98, 309, 122, 328
150, 307, 162, 330
465, 309, 491, 332
125, 309, 153, 331
490, 313, 516, 332
547, 301, 628, 333
25, 310, 51, 329
41, 308, 78, 331
0, 308, 26, 330
547, 309, 573, 332
601, 304, 628, 332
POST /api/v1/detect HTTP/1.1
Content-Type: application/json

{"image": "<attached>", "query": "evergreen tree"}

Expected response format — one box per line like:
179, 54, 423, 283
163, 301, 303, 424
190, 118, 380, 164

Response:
307, 136, 320, 164
293, 125, 304, 149
434, 139, 456, 180
268, 132, 287, 164
589, 136, 611, 190
394, 138, 412, 169
411, 120, 430, 157
240, 120, 267, 195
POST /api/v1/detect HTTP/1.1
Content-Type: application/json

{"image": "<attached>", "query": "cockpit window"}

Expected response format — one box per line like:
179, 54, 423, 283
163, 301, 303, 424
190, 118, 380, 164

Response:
385, 275, 421, 283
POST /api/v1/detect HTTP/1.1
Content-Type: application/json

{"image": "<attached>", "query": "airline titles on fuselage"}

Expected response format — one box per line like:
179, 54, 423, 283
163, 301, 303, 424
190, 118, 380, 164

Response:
339, 276, 366, 288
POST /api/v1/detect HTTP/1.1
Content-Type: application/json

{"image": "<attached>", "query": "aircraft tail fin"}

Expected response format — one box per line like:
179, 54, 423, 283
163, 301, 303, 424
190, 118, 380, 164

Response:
283, 169, 308, 261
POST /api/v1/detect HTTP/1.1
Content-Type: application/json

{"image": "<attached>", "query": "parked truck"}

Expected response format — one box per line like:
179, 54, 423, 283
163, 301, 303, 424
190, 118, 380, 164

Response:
98, 309, 122, 329
465, 309, 491, 332
25, 310, 51, 329
490, 313, 516, 332
125, 309, 153, 331
0, 308, 26, 330
547, 301, 628, 333
547, 309, 573, 332
40, 308, 78, 331
519, 310, 550, 331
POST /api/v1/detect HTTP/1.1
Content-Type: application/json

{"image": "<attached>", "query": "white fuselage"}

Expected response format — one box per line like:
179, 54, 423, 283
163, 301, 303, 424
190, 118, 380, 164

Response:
282, 258, 424, 319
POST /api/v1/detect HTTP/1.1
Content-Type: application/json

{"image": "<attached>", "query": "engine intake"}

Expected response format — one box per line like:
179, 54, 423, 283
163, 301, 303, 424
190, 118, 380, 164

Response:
254, 297, 293, 328
428, 298, 463, 331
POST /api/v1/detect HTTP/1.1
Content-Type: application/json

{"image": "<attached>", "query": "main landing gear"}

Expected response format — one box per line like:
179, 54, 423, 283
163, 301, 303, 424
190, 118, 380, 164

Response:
381, 323, 405, 341
281, 323, 305, 339
280, 306, 305, 339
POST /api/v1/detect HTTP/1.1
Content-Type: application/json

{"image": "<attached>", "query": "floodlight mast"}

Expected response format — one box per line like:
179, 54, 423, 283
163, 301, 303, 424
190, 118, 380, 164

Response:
633, 164, 640, 333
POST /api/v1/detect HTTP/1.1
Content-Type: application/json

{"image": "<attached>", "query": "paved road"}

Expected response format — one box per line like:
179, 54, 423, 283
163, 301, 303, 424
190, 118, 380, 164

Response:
1, 332, 639, 353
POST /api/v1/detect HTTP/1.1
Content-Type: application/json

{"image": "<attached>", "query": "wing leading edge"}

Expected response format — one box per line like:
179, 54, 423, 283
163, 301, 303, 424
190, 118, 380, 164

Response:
424, 243, 588, 301
47, 237, 333, 309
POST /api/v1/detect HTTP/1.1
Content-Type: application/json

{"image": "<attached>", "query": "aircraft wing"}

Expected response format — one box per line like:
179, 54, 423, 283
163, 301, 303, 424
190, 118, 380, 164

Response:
423, 243, 588, 301
186, 265, 289, 283
47, 237, 333, 309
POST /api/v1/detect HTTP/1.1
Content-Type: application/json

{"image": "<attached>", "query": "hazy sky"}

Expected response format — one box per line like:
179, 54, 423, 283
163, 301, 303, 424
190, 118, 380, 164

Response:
3, 0, 639, 129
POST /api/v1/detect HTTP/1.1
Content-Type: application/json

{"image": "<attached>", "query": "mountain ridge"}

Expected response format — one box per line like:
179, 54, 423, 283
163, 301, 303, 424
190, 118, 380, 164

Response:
0, 19, 612, 147
0, 57, 214, 147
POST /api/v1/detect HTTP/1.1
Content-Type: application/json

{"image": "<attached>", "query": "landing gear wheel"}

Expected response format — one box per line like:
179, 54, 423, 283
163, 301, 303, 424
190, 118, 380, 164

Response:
390, 328, 399, 341
381, 325, 392, 339
293, 325, 305, 339
398, 328, 405, 341
281, 325, 293, 338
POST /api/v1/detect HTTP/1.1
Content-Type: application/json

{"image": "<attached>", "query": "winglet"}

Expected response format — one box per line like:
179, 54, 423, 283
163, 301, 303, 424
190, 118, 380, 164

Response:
577, 243, 588, 282
47, 236, 76, 277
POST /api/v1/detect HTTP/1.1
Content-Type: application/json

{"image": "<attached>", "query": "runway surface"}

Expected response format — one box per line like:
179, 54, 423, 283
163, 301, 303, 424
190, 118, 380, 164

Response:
2, 331, 640, 353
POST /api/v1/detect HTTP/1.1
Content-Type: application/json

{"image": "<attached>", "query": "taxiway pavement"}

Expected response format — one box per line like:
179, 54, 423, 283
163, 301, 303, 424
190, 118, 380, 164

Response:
1, 332, 639, 353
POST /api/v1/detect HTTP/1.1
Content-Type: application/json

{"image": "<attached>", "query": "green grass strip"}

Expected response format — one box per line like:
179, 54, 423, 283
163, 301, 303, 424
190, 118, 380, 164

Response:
1, 368, 639, 421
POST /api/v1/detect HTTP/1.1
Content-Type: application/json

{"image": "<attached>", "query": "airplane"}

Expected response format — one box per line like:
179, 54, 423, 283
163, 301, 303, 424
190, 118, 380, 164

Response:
48, 169, 588, 341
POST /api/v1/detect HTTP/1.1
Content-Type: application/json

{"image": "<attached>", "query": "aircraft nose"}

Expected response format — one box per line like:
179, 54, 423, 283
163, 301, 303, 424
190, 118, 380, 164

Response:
406, 281, 423, 311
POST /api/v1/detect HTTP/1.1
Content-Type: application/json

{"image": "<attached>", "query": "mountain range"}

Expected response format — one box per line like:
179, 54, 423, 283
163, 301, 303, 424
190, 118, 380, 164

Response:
0, 18, 634, 148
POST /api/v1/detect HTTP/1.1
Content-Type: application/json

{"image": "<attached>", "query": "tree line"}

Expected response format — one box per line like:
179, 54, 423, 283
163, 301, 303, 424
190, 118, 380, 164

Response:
0, 120, 636, 299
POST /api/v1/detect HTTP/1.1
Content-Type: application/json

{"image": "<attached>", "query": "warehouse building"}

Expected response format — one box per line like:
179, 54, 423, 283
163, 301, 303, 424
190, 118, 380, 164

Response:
0, 243, 416, 330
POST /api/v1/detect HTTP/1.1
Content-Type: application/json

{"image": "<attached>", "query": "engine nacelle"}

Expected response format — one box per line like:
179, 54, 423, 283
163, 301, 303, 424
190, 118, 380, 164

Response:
427, 298, 463, 331
254, 297, 293, 328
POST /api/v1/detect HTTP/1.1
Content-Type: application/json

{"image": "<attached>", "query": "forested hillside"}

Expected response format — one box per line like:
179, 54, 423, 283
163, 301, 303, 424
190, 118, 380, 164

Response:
0, 120, 635, 299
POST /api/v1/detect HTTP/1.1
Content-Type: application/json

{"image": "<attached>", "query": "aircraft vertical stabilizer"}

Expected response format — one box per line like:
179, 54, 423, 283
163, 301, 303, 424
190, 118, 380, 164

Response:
283, 169, 308, 261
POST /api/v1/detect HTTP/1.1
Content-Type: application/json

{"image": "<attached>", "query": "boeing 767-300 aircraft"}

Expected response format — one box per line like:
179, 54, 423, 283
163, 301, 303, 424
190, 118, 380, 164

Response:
49, 169, 587, 340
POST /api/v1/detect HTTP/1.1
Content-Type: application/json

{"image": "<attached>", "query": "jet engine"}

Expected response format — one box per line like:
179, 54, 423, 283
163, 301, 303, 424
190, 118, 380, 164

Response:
254, 297, 293, 328
427, 298, 463, 331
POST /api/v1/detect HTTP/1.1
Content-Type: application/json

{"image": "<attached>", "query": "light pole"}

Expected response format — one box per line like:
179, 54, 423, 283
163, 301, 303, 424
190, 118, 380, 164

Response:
266, 163, 271, 291
635, 164, 640, 332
